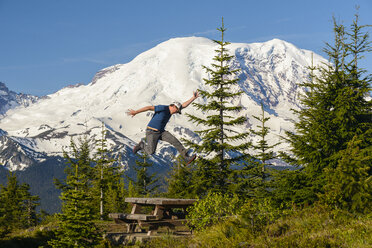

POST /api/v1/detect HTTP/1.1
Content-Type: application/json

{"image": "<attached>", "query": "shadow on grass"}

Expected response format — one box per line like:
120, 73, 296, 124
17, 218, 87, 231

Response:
0, 230, 54, 248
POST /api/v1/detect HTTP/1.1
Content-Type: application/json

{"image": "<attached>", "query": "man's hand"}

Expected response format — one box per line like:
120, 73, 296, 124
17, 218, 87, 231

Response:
126, 109, 137, 117
126, 106, 154, 117
182, 90, 200, 109
193, 90, 199, 99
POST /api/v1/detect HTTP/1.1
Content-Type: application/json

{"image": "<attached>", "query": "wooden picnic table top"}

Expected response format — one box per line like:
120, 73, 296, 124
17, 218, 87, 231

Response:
125, 197, 197, 206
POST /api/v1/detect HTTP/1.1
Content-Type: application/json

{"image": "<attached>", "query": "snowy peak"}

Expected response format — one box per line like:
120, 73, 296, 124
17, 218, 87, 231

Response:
0, 136, 46, 171
229, 38, 325, 113
234, 38, 319, 68
0, 82, 39, 116
91, 65, 122, 85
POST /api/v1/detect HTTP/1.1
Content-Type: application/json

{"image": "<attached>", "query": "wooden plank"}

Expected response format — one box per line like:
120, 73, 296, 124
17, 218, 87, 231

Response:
108, 213, 158, 221
147, 219, 188, 226
109, 213, 127, 219
108, 213, 135, 224
125, 214, 158, 221
125, 197, 197, 206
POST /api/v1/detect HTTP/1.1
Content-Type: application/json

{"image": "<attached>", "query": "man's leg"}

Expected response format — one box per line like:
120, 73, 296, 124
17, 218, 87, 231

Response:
160, 131, 189, 159
142, 130, 162, 155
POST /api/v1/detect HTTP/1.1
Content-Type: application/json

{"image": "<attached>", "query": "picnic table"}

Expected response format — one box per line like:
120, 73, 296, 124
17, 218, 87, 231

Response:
109, 197, 197, 236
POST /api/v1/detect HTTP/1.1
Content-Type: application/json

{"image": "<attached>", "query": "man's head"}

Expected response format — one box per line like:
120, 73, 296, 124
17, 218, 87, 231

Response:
169, 102, 182, 114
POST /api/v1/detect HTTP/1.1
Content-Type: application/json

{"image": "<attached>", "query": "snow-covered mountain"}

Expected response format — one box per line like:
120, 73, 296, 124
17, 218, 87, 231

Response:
0, 37, 327, 171
0, 135, 47, 170
0, 82, 39, 116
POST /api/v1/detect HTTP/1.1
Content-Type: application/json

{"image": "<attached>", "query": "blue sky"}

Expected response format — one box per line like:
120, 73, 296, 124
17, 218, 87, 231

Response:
1, 0, 371, 96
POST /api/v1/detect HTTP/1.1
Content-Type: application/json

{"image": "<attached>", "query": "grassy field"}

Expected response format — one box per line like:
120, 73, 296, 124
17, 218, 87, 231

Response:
1, 205, 371, 247
139, 205, 372, 248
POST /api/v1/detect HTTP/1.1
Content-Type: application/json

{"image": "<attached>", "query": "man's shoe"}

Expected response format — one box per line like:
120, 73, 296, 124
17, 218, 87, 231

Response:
185, 154, 197, 165
133, 141, 144, 154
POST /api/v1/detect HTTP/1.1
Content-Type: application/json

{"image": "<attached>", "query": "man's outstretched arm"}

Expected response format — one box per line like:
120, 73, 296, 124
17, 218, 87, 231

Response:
182, 91, 199, 109
127, 105, 155, 117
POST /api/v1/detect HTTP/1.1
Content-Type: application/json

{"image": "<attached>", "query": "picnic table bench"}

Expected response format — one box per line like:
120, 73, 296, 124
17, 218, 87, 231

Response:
109, 197, 197, 236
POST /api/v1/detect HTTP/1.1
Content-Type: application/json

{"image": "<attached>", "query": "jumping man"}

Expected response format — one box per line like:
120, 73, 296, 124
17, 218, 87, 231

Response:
127, 91, 199, 165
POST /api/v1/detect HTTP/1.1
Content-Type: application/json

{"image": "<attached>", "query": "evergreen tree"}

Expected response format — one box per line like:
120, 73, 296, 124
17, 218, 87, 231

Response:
92, 124, 124, 220
19, 183, 40, 228
323, 133, 372, 213
127, 180, 137, 198
56, 137, 94, 188
166, 155, 196, 198
54, 138, 90, 203
105, 177, 127, 214
0, 172, 23, 234
233, 104, 278, 199
232, 159, 265, 199
270, 167, 314, 206
0, 191, 6, 237
49, 138, 101, 247
127, 153, 159, 196
0, 172, 39, 237
186, 18, 250, 194
285, 14, 371, 204
250, 103, 278, 174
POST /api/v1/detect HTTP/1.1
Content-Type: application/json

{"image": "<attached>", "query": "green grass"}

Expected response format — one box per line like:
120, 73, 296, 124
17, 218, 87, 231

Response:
139, 205, 372, 248
1, 206, 370, 247
248, 206, 372, 248
0, 227, 55, 248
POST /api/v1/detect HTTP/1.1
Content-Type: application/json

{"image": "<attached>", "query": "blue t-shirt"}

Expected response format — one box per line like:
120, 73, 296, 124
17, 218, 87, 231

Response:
147, 105, 171, 132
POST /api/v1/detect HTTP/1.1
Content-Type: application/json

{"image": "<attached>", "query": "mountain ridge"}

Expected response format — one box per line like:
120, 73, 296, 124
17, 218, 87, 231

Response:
0, 36, 327, 171
0, 82, 39, 116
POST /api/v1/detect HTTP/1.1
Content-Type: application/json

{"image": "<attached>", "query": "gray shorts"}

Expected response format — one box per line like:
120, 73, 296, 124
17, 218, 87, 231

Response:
142, 129, 188, 159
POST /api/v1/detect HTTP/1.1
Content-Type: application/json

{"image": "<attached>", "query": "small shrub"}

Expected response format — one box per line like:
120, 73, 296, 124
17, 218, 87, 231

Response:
240, 198, 289, 232
186, 192, 240, 231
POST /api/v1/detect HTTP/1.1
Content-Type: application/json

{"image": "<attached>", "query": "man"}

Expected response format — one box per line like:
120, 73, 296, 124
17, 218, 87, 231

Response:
127, 91, 199, 165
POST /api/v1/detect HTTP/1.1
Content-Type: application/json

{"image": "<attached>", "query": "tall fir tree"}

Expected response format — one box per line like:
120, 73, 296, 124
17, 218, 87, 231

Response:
54, 137, 93, 194
250, 103, 278, 174
105, 177, 127, 214
92, 124, 125, 220
0, 172, 39, 237
322, 13, 372, 213
127, 153, 159, 196
19, 183, 40, 228
49, 138, 101, 247
186, 18, 250, 195
234, 104, 278, 199
285, 13, 371, 205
